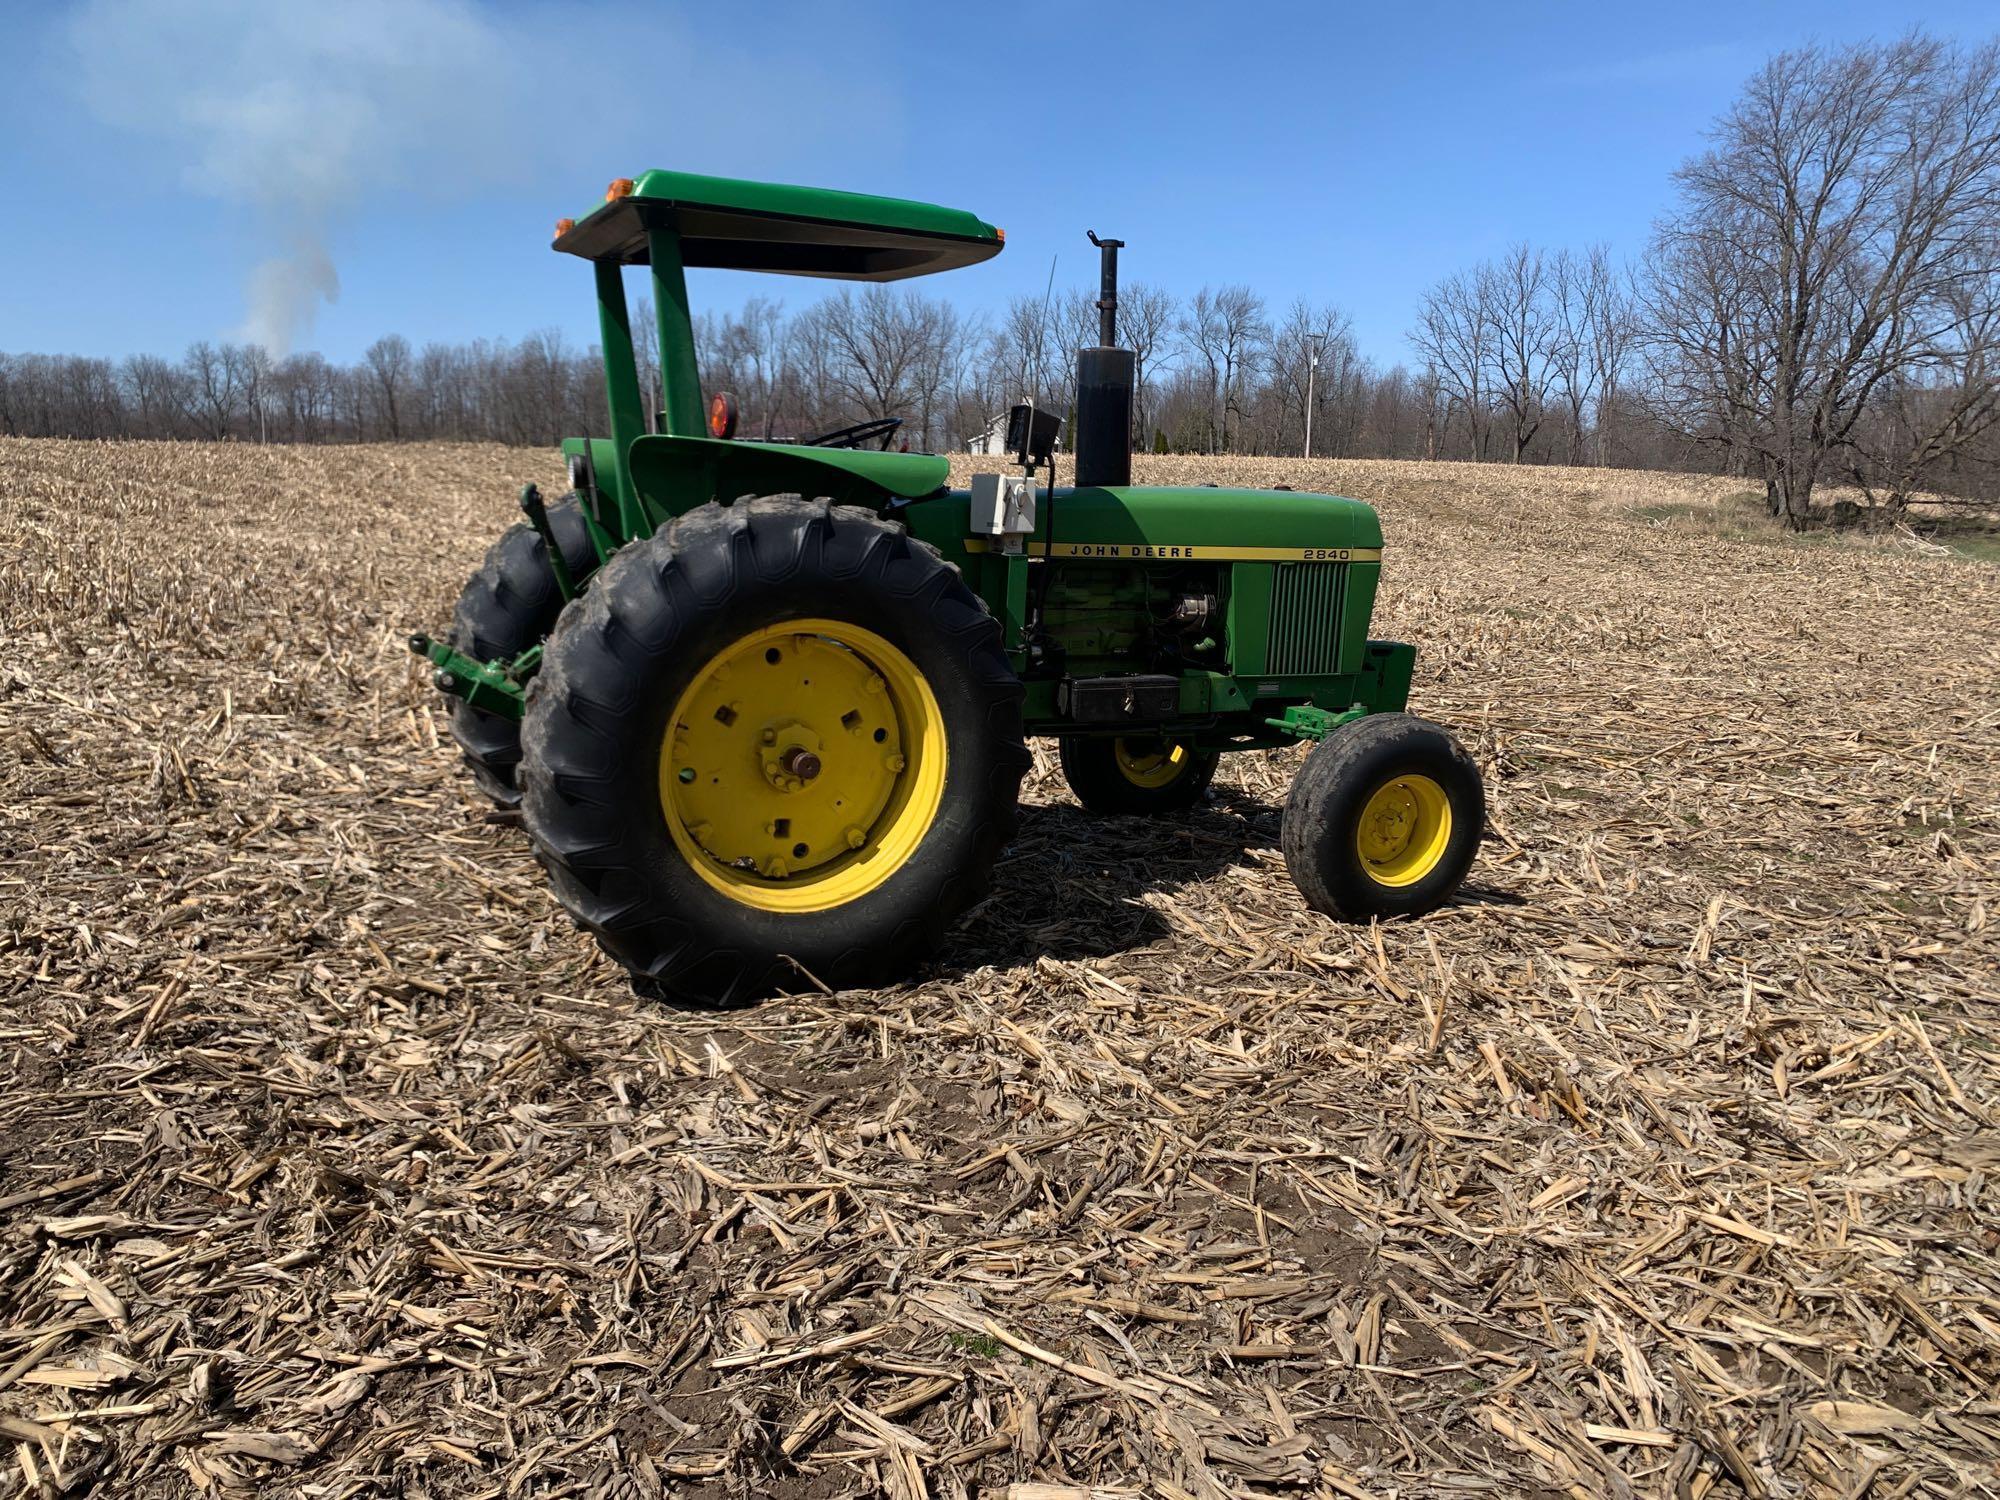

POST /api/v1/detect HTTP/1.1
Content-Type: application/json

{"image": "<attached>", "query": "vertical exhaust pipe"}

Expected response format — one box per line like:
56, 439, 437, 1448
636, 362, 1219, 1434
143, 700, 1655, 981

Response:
1073, 231, 1134, 489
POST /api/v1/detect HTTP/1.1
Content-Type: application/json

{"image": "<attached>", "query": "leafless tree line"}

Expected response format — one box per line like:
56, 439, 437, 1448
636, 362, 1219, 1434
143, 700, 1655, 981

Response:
0, 332, 607, 448
4, 281, 1667, 466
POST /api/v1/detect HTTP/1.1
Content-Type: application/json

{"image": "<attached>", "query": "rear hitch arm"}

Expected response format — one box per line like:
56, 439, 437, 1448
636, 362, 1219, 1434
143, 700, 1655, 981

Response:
407, 634, 534, 720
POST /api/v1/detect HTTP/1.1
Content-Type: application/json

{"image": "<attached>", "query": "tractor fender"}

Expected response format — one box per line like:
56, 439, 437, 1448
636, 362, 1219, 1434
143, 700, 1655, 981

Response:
627, 433, 949, 520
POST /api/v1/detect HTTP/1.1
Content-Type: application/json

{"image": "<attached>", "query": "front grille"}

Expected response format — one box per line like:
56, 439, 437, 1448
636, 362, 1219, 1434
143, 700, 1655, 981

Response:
1266, 564, 1347, 676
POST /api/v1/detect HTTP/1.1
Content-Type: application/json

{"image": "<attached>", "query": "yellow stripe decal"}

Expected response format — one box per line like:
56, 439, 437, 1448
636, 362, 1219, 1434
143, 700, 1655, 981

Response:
963, 539, 1383, 562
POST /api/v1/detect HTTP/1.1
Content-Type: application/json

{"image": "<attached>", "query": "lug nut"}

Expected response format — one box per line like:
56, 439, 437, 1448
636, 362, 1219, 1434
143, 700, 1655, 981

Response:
845, 826, 867, 849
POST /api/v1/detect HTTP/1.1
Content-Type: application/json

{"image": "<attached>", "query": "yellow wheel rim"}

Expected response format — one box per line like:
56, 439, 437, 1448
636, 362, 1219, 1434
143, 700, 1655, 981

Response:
1113, 738, 1191, 789
1354, 773, 1452, 887
659, 619, 945, 913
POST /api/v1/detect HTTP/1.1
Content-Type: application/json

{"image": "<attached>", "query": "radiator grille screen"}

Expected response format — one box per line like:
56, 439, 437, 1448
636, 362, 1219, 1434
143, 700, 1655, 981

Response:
1265, 564, 1347, 676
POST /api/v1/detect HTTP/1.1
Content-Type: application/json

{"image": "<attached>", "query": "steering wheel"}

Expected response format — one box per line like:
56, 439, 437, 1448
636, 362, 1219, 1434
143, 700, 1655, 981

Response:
800, 416, 904, 451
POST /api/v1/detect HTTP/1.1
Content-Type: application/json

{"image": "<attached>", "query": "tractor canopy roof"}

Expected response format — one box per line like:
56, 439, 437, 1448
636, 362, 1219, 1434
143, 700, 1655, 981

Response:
553, 170, 1004, 281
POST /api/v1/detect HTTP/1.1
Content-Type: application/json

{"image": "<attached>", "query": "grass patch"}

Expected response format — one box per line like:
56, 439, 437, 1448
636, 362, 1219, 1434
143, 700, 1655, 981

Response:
944, 1332, 1006, 1358
1629, 487, 2000, 560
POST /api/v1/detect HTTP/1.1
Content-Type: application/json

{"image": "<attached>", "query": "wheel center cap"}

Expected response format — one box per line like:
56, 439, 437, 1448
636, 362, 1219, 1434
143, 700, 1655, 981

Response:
759, 722, 826, 792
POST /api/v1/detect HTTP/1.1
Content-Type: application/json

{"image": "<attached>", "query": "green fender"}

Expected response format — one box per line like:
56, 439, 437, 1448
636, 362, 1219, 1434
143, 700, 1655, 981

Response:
628, 434, 949, 519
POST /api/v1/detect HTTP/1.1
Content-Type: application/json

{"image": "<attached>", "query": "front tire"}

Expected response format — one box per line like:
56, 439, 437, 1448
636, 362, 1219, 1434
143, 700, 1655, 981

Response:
520, 498, 1028, 1007
1281, 713, 1482, 921
1058, 735, 1219, 815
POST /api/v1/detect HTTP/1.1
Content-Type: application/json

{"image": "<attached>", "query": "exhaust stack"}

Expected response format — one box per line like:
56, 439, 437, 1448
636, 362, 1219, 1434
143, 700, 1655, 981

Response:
1073, 231, 1134, 489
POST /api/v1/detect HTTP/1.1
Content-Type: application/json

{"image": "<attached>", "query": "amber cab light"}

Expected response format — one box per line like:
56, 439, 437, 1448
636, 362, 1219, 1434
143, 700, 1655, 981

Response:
553, 217, 576, 240
605, 178, 635, 202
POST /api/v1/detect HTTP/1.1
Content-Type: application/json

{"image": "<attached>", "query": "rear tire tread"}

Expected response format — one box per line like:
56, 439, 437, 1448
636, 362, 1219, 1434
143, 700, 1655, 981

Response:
520, 497, 1028, 1008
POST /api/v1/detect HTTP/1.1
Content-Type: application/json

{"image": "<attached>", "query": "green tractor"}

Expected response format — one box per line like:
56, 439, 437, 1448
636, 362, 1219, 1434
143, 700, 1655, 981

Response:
414, 170, 1484, 1005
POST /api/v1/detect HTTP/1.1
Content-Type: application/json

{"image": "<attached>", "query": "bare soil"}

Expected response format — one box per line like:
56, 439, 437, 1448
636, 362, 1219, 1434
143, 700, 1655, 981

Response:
2, 440, 1997, 1498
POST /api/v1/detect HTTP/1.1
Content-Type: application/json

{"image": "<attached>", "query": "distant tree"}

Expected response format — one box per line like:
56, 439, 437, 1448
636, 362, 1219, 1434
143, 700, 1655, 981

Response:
181, 342, 238, 440
1482, 245, 1559, 463
1117, 282, 1178, 448
1179, 285, 1268, 453
1411, 272, 1490, 461
1645, 34, 2000, 525
364, 334, 412, 441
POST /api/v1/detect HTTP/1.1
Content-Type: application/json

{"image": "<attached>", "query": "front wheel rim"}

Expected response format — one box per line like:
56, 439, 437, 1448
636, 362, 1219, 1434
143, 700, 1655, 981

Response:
1354, 773, 1452, 887
659, 619, 945, 912
1113, 738, 1190, 789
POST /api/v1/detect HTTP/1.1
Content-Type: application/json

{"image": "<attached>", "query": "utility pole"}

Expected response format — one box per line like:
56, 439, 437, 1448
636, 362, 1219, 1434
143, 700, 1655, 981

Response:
1303, 332, 1325, 459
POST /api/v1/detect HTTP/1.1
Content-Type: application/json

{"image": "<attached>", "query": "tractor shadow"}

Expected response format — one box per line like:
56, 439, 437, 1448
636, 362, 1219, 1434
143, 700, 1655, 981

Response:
928, 790, 1282, 975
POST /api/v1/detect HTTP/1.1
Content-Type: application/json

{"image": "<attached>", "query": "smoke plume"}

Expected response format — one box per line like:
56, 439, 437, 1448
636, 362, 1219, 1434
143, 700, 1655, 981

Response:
63, 0, 902, 356
65, 0, 531, 354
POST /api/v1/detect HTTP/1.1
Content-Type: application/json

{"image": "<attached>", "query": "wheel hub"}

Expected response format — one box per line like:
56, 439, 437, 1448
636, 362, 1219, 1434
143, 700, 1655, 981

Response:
1354, 774, 1453, 887
756, 723, 827, 792
1359, 786, 1417, 860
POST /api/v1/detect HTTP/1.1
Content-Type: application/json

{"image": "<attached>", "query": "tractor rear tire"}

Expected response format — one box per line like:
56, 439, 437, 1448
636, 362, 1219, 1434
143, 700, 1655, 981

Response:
519, 497, 1029, 1007
445, 498, 597, 806
1058, 735, 1219, 815
1281, 713, 1482, 921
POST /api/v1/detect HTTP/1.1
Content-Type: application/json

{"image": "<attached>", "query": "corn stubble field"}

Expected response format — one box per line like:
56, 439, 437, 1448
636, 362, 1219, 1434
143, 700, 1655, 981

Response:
1, 438, 1997, 1500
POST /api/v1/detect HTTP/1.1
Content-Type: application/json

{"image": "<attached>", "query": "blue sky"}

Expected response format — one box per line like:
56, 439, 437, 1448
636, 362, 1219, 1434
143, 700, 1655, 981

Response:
3, 0, 1992, 370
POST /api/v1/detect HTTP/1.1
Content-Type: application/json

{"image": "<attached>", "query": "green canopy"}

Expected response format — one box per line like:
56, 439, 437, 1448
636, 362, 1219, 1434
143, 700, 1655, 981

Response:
554, 170, 1004, 281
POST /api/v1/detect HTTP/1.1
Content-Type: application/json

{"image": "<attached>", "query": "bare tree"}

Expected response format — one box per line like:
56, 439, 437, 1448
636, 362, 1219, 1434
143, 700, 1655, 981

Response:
1269, 300, 1360, 456
180, 342, 239, 440
800, 287, 962, 447
1650, 34, 2000, 526
228, 343, 275, 442
1411, 271, 1490, 460
364, 334, 412, 441
1117, 282, 1177, 448
1482, 246, 1558, 462
1179, 286, 1268, 453
1845, 273, 2000, 515
1590, 258, 1639, 465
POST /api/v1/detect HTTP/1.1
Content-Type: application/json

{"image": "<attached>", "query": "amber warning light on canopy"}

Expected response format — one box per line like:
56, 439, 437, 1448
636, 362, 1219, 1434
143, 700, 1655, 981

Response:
605, 178, 635, 202
552, 217, 575, 241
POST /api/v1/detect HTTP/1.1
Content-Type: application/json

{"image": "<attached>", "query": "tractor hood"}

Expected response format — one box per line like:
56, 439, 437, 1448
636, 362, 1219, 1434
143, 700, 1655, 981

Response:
935, 485, 1384, 559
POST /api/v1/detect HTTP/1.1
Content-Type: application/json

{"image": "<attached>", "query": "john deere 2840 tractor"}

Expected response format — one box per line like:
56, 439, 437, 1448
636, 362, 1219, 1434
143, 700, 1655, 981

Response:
414, 171, 1484, 1004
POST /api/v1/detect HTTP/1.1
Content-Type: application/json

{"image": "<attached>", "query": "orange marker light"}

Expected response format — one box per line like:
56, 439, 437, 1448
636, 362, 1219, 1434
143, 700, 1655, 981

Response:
995, 228, 1005, 243
708, 392, 739, 440
553, 217, 576, 240
605, 178, 635, 202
